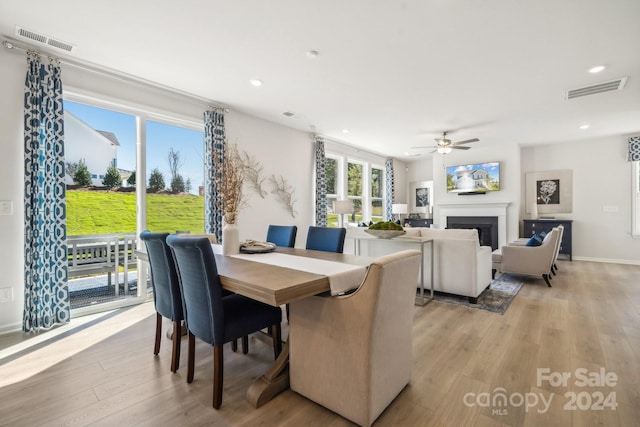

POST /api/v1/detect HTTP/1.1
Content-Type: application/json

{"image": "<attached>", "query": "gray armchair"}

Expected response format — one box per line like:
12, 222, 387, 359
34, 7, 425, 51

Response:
492, 228, 560, 287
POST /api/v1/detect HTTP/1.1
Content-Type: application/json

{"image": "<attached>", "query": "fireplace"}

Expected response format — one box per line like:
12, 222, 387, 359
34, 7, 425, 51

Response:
438, 203, 510, 249
447, 216, 499, 250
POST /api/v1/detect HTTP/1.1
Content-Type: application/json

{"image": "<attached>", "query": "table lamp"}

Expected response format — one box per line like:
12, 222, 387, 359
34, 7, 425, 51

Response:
391, 203, 408, 223
334, 200, 354, 228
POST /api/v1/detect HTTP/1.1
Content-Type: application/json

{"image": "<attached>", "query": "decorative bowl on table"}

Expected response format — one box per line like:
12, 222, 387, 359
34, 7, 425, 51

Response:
364, 229, 406, 239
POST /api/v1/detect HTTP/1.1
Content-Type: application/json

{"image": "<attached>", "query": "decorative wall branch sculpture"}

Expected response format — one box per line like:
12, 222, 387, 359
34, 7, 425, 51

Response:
269, 174, 298, 217
240, 151, 268, 198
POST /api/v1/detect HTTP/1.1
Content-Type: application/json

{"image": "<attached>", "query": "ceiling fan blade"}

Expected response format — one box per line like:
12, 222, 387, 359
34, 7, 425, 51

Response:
452, 138, 479, 145
450, 146, 471, 150
410, 145, 438, 149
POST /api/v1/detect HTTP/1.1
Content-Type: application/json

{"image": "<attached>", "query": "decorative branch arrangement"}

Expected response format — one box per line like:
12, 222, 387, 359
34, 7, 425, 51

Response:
240, 151, 268, 198
212, 143, 247, 224
269, 174, 298, 218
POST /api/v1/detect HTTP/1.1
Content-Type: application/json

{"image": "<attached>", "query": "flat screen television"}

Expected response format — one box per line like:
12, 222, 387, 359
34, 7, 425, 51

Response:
446, 161, 500, 194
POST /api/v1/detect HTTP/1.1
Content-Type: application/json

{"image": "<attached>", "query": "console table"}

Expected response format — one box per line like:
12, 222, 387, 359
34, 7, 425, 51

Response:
350, 235, 434, 306
523, 219, 573, 261
404, 218, 433, 228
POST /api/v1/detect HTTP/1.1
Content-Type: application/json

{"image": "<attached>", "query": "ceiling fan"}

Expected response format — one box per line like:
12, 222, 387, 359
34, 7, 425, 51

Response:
412, 131, 479, 154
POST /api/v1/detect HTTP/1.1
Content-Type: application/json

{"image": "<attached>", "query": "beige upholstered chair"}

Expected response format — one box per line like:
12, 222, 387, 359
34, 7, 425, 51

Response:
508, 225, 564, 275
289, 250, 422, 427
492, 228, 560, 287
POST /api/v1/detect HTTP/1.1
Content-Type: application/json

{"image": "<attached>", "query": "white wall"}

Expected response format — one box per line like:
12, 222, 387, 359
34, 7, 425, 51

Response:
522, 136, 640, 263
0, 48, 27, 333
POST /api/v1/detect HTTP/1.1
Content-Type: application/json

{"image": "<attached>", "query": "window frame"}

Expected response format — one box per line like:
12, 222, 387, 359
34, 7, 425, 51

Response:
326, 150, 386, 225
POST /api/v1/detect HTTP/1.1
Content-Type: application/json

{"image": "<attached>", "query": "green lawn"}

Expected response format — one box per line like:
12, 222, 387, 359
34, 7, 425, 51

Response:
66, 191, 205, 236
66, 190, 378, 236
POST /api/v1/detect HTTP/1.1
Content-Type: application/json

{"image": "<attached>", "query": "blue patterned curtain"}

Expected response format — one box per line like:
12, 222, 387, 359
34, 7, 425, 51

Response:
314, 135, 327, 226
384, 159, 395, 221
629, 136, 640, 162
204, 109, 226, 242
23, 53, 69, 332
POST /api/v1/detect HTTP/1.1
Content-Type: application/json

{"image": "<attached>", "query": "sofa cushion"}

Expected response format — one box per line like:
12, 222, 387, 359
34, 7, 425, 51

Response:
525, 234, 543, 246
403, 228, 422, 237
418, 227, 479, 241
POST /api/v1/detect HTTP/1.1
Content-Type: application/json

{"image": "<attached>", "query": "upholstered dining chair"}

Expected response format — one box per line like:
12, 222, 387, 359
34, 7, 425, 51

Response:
289, 250, 422, 427
266, 225, 298, 247
139, 231, 183, 373
166, 235, 282, 409
305, 226, 346, 253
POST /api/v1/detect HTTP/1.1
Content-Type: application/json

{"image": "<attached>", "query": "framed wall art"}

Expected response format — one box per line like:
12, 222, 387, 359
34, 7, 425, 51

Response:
409, 180, 433, 215
525, 170, 573, 214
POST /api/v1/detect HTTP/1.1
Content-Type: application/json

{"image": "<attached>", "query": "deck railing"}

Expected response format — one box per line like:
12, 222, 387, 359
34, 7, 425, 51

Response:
67, 233, 138, 296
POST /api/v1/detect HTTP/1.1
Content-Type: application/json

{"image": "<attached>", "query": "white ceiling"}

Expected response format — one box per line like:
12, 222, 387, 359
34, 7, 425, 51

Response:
2, 0, 639, 160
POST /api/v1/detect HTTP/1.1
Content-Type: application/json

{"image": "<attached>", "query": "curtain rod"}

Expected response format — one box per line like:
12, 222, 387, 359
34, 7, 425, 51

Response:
2, 39, 227, 111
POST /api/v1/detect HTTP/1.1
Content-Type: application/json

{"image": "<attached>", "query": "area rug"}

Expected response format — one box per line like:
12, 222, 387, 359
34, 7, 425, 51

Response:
432, 273, 524, 314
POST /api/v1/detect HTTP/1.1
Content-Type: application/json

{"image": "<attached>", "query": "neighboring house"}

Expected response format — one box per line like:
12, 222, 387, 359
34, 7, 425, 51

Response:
454, 168, 490, 191
64, 111, 123, 186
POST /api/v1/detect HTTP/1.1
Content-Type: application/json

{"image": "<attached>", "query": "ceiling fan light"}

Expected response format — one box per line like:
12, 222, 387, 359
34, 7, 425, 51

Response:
437, 146, 452, 154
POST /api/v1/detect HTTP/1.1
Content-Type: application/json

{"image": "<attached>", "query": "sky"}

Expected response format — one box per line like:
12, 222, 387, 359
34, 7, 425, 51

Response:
64, 100, 204, 194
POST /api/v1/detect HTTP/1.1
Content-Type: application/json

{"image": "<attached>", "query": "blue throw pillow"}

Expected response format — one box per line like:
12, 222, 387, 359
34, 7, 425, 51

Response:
526, 234, 543, 246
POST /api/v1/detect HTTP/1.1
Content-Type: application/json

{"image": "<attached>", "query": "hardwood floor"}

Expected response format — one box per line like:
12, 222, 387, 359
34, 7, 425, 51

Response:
0, 260, 638, 426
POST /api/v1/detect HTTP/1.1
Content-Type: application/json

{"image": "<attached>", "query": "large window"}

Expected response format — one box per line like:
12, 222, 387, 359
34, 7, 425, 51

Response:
325, 156, 339, 227
348, 161, 364, 222
63, 98, 204, 312
370, 166, 384, 223
146, 120, 204, 233
326, 150, 385, 226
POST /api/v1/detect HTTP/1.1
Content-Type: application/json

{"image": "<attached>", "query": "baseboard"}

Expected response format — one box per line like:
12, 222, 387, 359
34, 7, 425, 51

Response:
571, 256, 640, 266
0, 322, 22, 335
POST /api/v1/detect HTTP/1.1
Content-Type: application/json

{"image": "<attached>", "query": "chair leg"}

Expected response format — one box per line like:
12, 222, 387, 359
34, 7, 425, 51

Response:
231, 339, 238, 352
492, 269, 496, 280
271, 324, 282, 358
542, 274, 552, 287
187, 332, 196, 383
154, 313, 162, 355
241, 336, 249, 355
170, 320, 181, 373
212, 345, 224, 409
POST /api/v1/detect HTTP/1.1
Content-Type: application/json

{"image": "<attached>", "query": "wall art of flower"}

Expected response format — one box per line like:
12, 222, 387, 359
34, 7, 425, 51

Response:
537, 179, 559, 204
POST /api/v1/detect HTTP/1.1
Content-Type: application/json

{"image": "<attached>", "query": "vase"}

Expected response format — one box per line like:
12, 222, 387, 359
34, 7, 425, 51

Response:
531, 196, 539, 220
222, 222, 240, 255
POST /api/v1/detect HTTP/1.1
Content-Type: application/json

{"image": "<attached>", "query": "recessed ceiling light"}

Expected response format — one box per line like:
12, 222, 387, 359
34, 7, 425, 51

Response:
306, 50, 319, 58
579, 124, 590, 130
588, 65, 605, 74
342, 129, 349, 133
249, 79, 263, 87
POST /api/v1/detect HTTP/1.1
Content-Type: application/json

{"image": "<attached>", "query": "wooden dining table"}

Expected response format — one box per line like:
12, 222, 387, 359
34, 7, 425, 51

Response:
137, 245, 373, 407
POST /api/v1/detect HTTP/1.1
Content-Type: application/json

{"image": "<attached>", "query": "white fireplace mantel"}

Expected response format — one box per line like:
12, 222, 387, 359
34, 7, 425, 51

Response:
437, 203, 510, 248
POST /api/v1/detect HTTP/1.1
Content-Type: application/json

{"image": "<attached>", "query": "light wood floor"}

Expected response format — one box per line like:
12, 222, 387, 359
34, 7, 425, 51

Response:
0, 260, 638, 426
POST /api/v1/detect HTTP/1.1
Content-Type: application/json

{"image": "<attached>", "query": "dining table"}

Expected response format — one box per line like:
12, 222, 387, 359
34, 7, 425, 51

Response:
137, 244, 373, 407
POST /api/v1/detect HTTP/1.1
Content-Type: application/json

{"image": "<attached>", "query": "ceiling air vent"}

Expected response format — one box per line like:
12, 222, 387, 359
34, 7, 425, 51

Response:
566, 77, 627, 100
15, 25, 75, 52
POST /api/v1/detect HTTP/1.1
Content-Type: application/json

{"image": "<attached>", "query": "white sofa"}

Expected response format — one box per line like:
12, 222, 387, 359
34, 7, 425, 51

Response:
347, 227, 493, 302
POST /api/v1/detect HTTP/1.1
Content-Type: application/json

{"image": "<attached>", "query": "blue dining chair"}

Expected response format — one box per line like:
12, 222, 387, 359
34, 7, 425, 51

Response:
305, 226, 346, 253
140, 231, 183, 373
166, 235, 282, 409
266, 225, 297, 247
